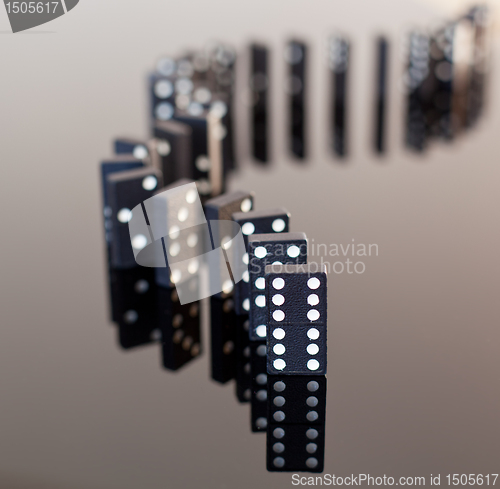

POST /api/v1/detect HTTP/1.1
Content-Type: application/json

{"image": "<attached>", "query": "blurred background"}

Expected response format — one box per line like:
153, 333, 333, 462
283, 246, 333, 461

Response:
0, 0, 499, 488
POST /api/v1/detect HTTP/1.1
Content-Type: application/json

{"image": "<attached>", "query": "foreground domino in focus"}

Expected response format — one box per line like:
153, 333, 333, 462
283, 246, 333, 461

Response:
265, 263, 327, 375
265, 263, 328, 472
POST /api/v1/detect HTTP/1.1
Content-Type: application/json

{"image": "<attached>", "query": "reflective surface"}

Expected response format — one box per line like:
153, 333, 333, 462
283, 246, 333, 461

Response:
1, 0, 500, 487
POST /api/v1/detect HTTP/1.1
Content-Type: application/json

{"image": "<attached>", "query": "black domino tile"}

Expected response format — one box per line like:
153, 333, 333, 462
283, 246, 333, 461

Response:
153, 120, 193, 185
374, 37, 389, 154
158, 285, 202, 371
210, 297, 237, 384
265, 263, 327, 376
248, 232, 308, 341
108, 267, 160, 349
235, 315, 252, 403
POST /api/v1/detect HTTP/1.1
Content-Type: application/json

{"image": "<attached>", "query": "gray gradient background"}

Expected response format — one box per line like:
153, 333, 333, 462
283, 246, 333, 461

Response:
0, 1, 499, 488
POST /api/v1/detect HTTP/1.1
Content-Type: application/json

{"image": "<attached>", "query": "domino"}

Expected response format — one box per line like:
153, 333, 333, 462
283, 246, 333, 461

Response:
328, 35, 350, 158
158, 283, 202, 371
248, 232, 308, 341
205, 190, 255, 299
100, 155, 145, 251
285, 40, 307, 159
235, 315, 252, 403
265, 263, 327, 376
374, 37, 389, 154
108, 267, 160, 349
250, 340, 268, 432
106, 167, 163, 269
210, 95, 236, 174
267, 423, 325, 472
184, 92, 236, 175
250, 43, 270, 163
451, 15, 475, 136
208, 42, 237, 100
231, 208, 290, 315
426, 27, 454, 141
205, 191, 254, 222
153, 120, 193, 185
149, 71, 176, 129
113, 137, 150, 160
210, 296, 237, 383
404, 31, 430, 152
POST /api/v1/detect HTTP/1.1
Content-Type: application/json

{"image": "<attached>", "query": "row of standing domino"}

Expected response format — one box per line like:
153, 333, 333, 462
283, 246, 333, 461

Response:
99, 3, 490, 474
100, 165, 328, 472
143, 4, 491, 174
107, 5, 491, 214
